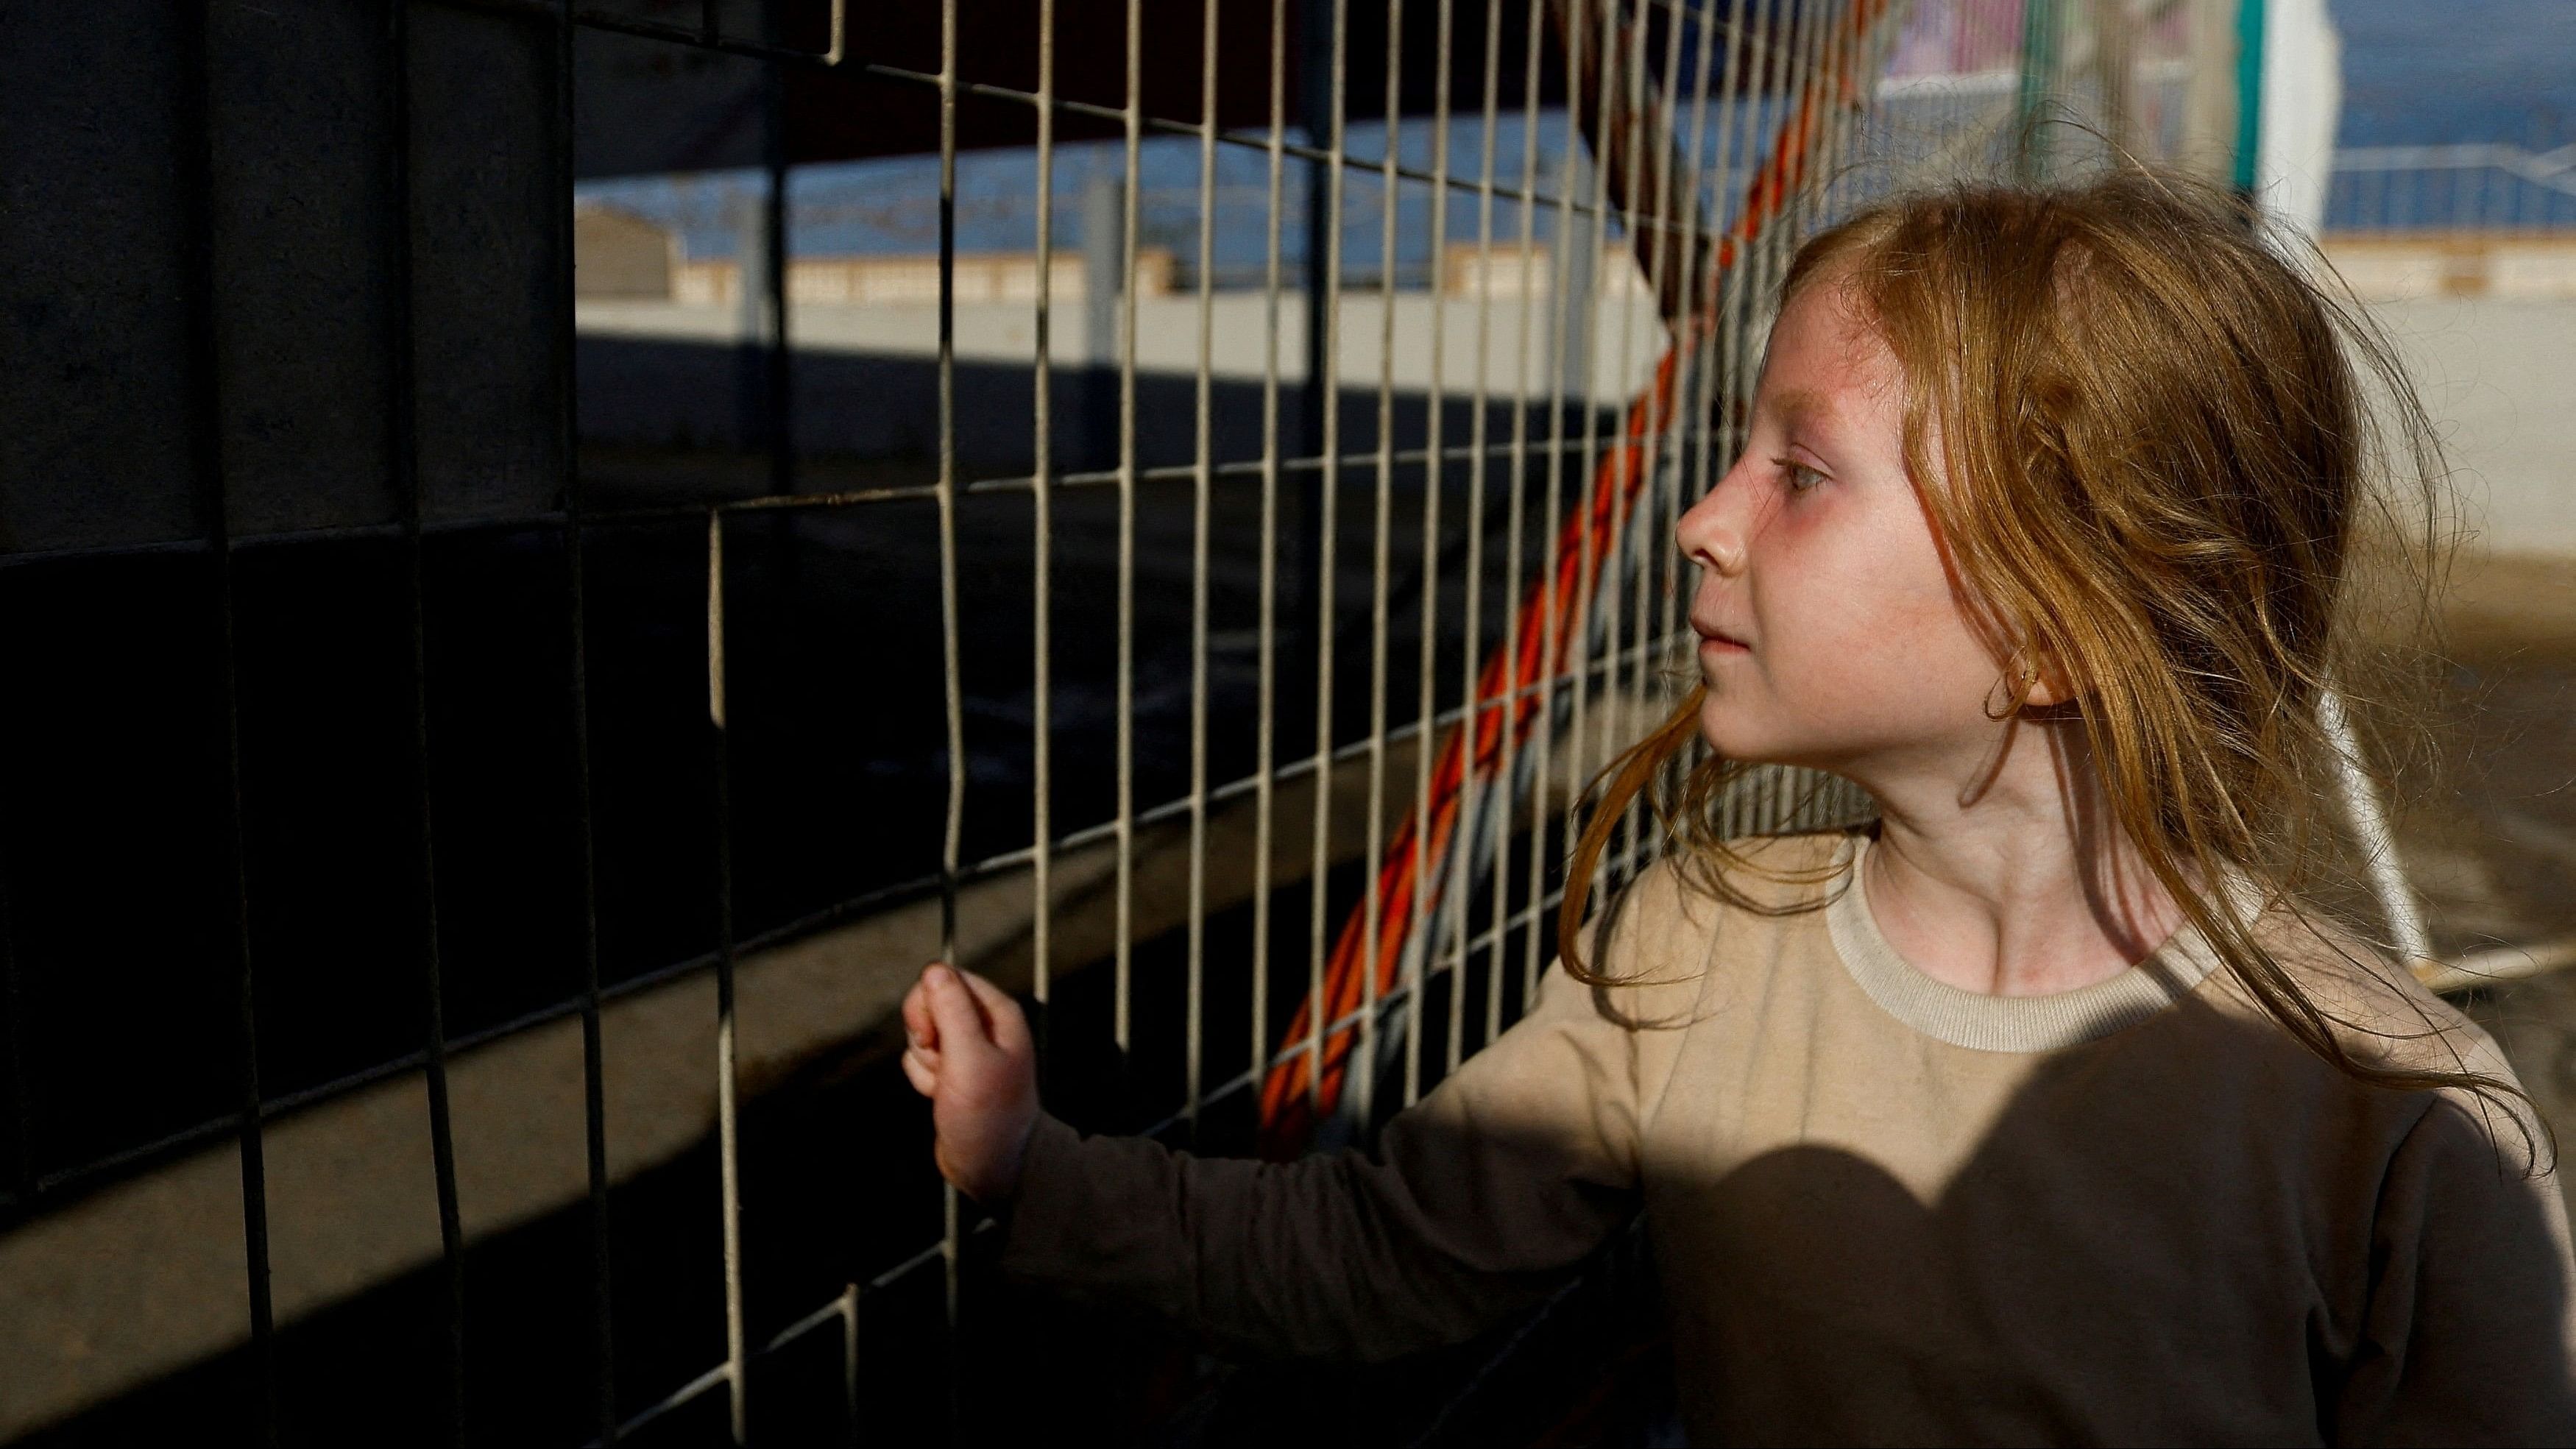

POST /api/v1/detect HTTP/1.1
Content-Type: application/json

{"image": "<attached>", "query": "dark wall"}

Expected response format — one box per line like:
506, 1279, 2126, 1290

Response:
576, 0, 1585, 180
0, 0, 563, 556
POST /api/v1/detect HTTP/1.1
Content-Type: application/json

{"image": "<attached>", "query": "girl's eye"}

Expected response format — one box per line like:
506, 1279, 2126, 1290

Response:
1778, 459, 1827, 494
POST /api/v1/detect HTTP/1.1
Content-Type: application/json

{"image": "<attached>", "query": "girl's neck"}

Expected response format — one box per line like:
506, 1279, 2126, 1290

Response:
1850, 717, 2184, 999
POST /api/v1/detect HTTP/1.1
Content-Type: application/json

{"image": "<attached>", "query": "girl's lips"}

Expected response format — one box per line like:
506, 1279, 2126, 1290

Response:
1697, 634, 1751, 656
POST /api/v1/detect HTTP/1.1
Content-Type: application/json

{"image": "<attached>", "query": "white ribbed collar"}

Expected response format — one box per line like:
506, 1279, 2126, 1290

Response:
1824, 833, 2222, 1053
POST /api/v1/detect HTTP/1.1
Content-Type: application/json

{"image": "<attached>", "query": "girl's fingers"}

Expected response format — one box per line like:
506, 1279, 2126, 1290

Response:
955, 968, 1032, 1056
922, 966, 996, 1064
900, 1046, 938, 1097
902, 972, 939, 1050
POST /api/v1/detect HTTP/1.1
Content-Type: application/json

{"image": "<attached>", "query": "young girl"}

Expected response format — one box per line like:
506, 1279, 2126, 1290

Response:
900, 173, 2576, 1442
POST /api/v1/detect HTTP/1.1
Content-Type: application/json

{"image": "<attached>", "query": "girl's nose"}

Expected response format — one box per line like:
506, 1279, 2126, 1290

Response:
1677, 461, 1751, 577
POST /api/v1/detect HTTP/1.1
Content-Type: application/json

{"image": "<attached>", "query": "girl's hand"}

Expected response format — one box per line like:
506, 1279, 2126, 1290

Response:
899, 963, 1039, 1202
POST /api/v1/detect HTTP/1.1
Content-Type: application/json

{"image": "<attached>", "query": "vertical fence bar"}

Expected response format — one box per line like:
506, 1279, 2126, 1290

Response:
1030, 1, 1057, 1024
1782, 0, 1855, 819
1183, 0, 1220, 1135
1113, 0, 1143, 1063
1750, 0, 1823, 845
1833, 11, 1880, 245
1606, 0, 1666, 886
1724, 0, 1783, 493
1655, 0, 1702, 795
1251, 0, 1289, 1103
707, 509, 748, 1446
1586, 8, 1618, 817
933, 0, 970, 1427
1443, 0, 1504, 1091
1848, 0, 1894, 220
1722, 0, 1762, 844
1565, 0, 1618, 842
1526, 0, 1588, 1005
1611, 0, 1658, 890
2017, 0, 2061, 184
2320, 685, 2435, 968
1296, 0, 1334, 743
1769, 0, 1824, 383
551, 0, 620, 1437
1657, 0, 1705, 846
1814, 1, 1855, 252
1303, 0, 1349, 1118
763, 32, 793, 497
382, 2, 470, 1437
1357, 0, 1406, 1129
1495, 0, 1546, 1038
838, 1283, 860, 1446
1754, 0, 1813, 770
1710, 0, 1756, 844
1404, 0, 1455, 1111
1814, 0, 1856, 238
1446, 0, 1500, 1080
1796, 0, 1831, 230
1610, 0, 1654, 880
1736, 0, 1783, 389
0, 844, 25, 1203
1775, 0, 1819, 807
1631, 0, 1722, 885
1719, 0, 1778, 843
177, 3, 279, 1439
1669, 0, 1734, 849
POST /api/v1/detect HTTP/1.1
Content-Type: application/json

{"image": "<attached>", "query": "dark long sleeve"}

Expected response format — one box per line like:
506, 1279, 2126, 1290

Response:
995, 959, 1661, 1361
2335, 1091, 2576, 1445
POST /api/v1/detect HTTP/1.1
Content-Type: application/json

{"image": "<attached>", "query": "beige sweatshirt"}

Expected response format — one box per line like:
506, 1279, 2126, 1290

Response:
999, 830, 2576, 1445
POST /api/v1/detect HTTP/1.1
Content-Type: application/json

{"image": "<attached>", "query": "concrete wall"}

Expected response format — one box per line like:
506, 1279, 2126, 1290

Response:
0, 1, 564, 553
576, 292, 1676, 403
2371, 297, 2576, 556
2326, 233, 2576, 302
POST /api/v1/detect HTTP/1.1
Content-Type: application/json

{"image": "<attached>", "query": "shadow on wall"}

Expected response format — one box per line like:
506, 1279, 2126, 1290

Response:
573, 333, 1621, 504
0, 335, 1635, 1443
0, 326, 1598, 1197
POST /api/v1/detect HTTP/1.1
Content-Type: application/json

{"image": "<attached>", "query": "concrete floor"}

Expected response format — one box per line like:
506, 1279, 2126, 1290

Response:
2414, 554, 2576, 1214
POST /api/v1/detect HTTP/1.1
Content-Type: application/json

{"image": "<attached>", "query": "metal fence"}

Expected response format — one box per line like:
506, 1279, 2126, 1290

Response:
0, 0, 2244, 1443
2324, 142, 2576, 233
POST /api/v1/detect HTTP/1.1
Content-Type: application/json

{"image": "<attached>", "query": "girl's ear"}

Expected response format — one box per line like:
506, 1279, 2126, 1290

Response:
1984, 642, 2081, 718
2023, 648, 2080, 709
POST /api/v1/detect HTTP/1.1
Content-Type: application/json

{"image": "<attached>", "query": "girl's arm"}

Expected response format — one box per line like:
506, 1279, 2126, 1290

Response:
901, 954, 1657, 1362
2333, 1088, 2576, 1444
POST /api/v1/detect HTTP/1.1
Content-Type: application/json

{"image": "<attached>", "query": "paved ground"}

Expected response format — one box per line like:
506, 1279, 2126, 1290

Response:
2418, 554, 2576, 1211
2407, 553, 2576, 954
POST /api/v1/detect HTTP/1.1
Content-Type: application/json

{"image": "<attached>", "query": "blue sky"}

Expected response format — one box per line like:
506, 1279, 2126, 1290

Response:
2330, 0, 2576, 149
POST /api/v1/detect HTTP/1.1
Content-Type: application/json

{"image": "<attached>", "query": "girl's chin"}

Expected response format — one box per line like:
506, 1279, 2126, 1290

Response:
1696, 700, 1836, 773
1694, 700, 1775, 763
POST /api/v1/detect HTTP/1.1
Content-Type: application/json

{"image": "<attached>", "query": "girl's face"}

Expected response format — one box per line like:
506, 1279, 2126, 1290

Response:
1677, 277, 2011, 777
